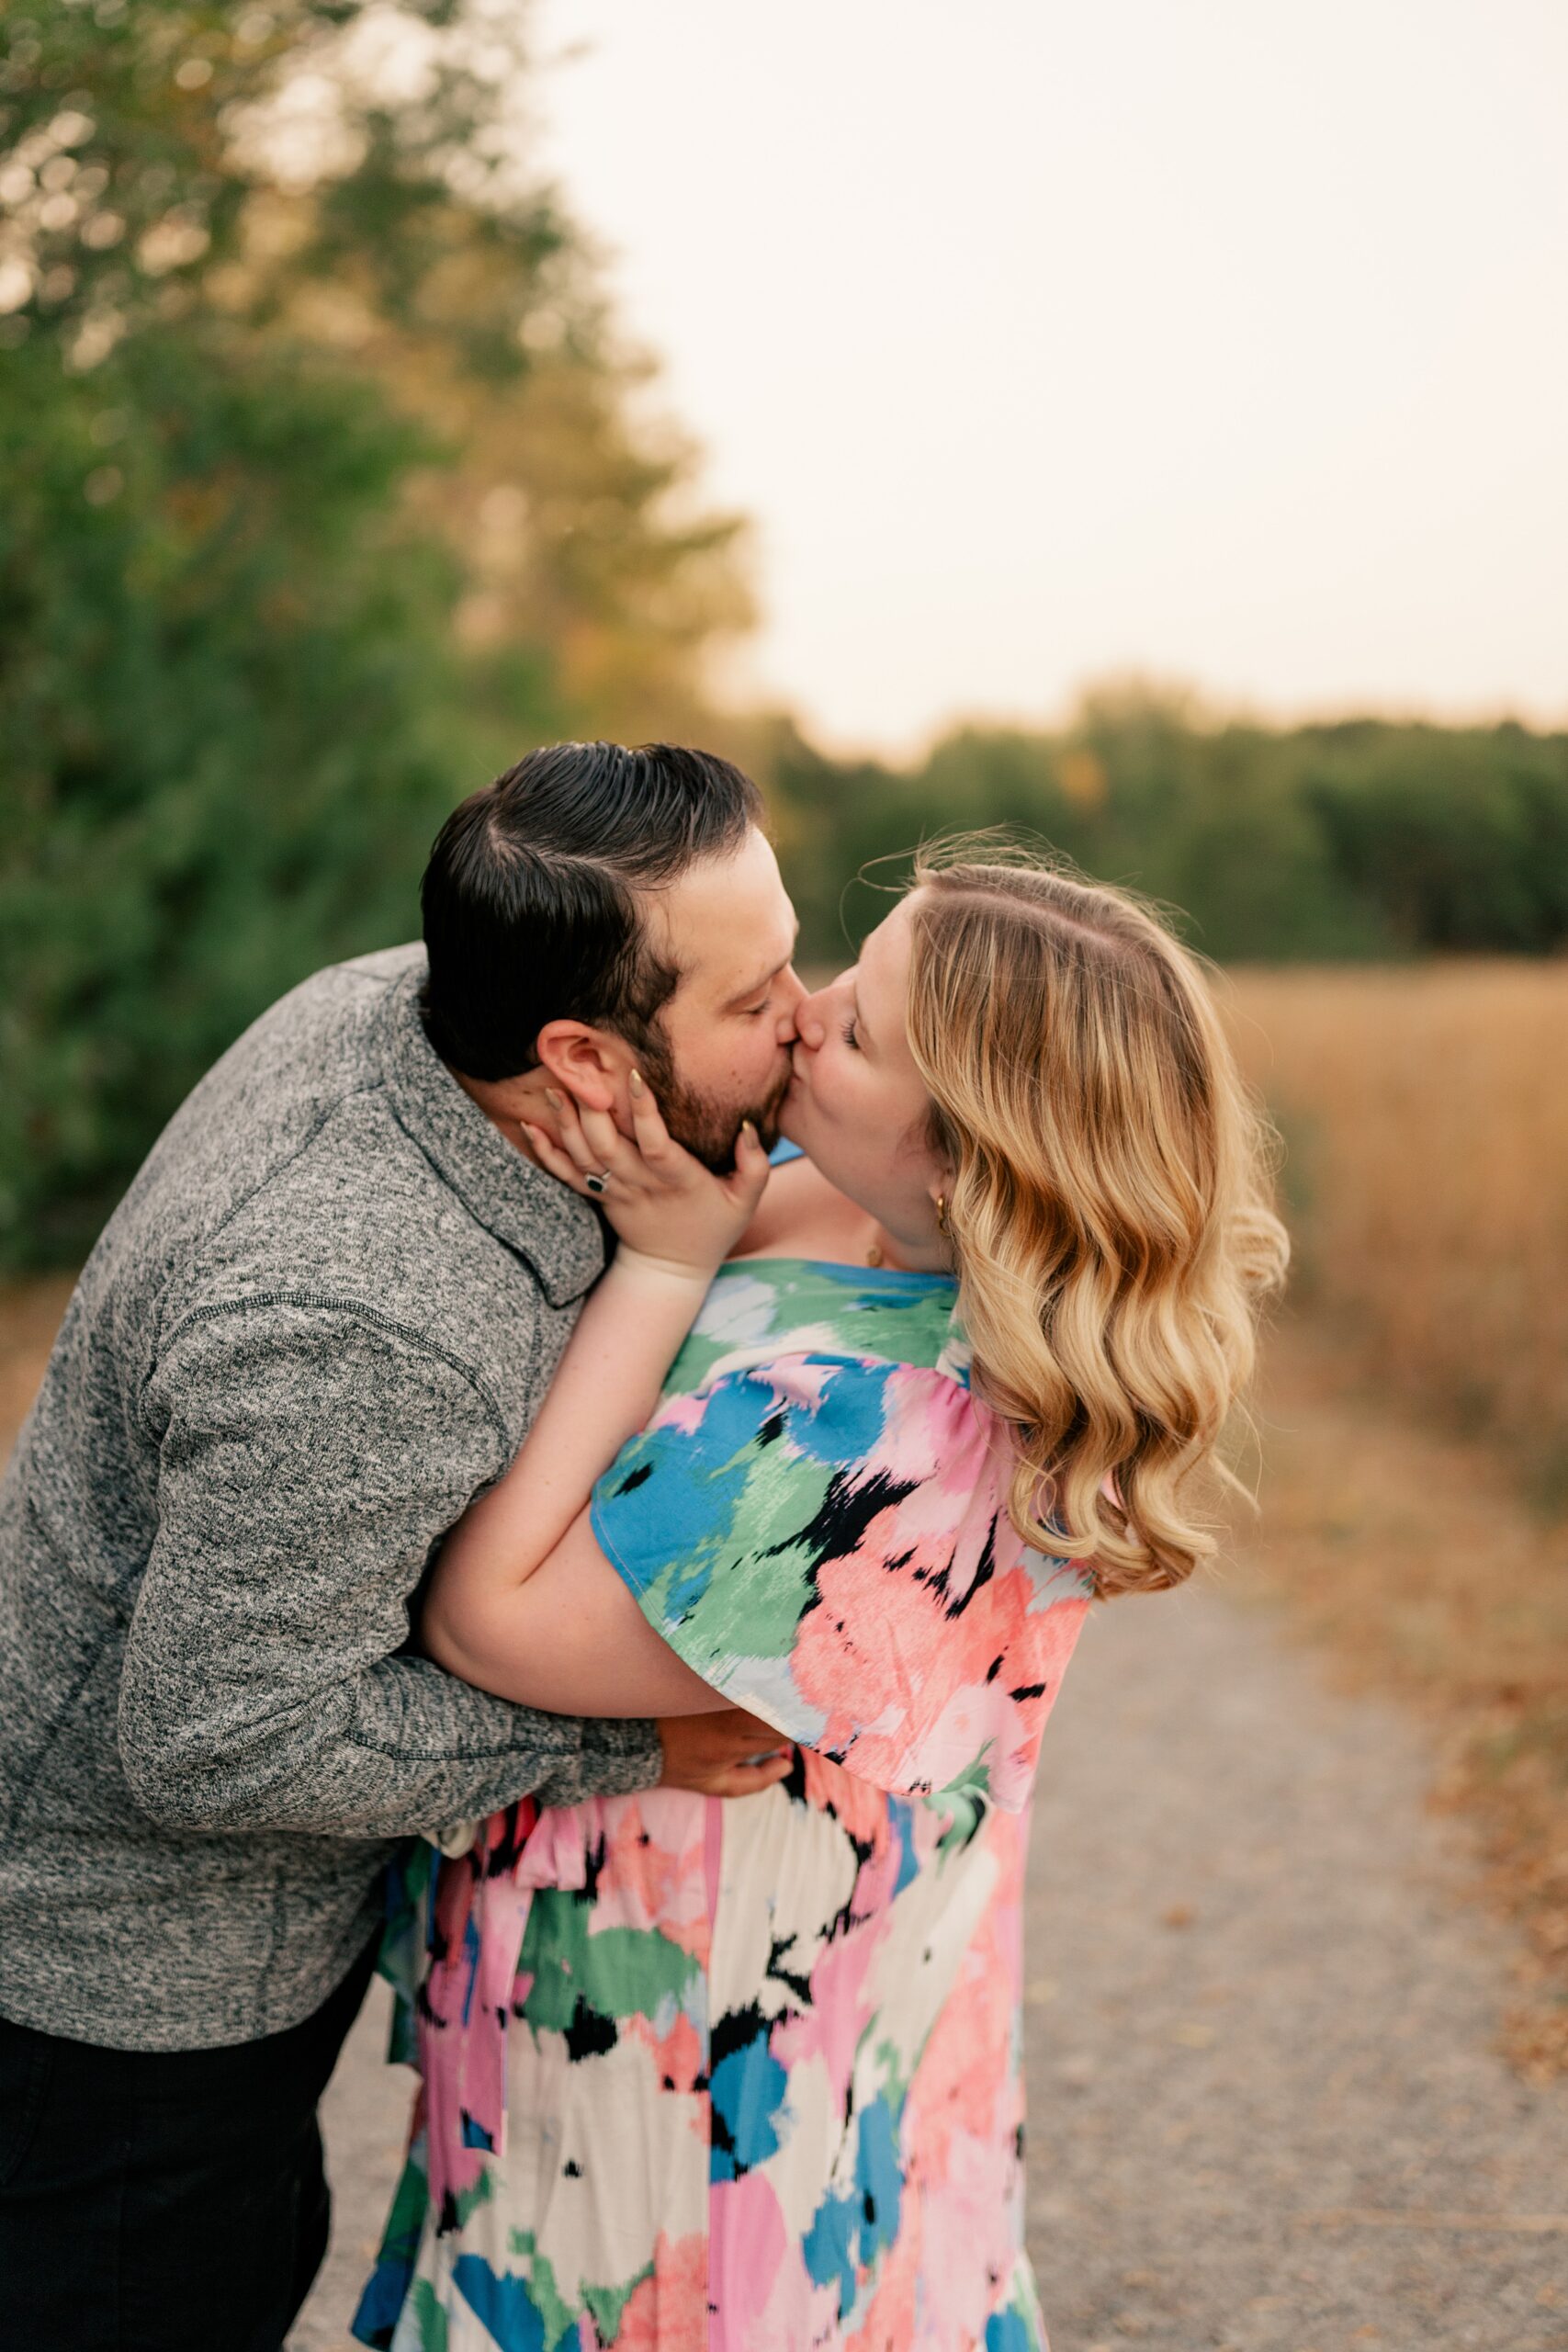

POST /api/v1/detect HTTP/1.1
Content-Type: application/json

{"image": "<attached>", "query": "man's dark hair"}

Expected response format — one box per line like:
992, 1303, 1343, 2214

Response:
421, 741, 766, 1079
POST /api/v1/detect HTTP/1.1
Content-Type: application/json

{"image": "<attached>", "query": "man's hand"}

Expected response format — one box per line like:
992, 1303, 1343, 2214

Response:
656, 1708, 794, 1798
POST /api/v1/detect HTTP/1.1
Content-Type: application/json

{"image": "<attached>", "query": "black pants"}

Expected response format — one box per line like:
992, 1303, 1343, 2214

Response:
0, 1941, 377, 2352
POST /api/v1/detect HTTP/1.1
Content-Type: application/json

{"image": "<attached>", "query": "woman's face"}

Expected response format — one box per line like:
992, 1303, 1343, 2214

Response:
780, 892, 952, 1248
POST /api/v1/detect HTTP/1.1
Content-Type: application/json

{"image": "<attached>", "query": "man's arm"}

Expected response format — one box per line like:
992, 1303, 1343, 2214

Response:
118, 1300, 662, 1836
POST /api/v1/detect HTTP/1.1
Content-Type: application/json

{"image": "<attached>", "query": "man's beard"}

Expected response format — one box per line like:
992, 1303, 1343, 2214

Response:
633, 1025, 790, 1173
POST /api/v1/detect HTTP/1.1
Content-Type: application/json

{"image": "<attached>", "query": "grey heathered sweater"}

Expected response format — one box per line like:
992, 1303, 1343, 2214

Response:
0, 944, 661, 2051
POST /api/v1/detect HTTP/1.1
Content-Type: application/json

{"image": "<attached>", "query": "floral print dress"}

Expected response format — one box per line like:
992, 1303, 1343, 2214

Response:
354, 1257, 1093, 2352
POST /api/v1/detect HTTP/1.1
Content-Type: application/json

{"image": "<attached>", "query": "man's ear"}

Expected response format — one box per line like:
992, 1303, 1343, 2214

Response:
534, 1020, 632, 1115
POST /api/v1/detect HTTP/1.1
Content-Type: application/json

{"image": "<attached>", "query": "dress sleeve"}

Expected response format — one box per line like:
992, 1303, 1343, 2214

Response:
590, 1352, 1093, 1813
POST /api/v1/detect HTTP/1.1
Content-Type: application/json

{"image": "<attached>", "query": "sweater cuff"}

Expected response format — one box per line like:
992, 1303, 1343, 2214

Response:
577, 1715, 663, 1799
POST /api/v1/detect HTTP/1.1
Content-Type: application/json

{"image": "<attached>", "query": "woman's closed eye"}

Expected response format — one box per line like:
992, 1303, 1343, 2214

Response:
840, 1015, 860, 1049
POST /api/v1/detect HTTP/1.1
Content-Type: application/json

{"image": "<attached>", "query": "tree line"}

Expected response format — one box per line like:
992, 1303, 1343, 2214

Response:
764, 689, 1568, 969
3, 4, 1564, 1269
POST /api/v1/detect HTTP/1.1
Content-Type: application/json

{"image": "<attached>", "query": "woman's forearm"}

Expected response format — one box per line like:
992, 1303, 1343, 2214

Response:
422, 1077, 766, 1690
423, 1250, 707, 1643
423, 1507, 733, 1717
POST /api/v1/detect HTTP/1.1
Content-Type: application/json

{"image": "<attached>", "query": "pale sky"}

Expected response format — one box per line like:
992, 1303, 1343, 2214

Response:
532, 0, 1568, 754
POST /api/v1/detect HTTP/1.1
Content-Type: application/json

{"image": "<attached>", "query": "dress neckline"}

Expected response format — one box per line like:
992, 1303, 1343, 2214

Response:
718, 1253, 956, 1291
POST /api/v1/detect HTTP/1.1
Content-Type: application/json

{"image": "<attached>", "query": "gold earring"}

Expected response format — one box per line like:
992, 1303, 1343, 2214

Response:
935, 1193, 949, 1235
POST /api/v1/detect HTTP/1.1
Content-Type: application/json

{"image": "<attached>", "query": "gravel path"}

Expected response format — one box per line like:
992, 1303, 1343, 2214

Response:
292, 1581, 1568, 2351
1025, 1579, 1567, 2350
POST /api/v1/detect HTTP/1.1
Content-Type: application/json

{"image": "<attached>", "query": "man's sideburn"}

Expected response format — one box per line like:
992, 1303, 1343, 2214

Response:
632, 1016, 790, 1173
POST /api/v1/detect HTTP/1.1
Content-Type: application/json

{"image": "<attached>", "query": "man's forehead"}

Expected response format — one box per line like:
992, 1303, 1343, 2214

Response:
645, 834, 795, 989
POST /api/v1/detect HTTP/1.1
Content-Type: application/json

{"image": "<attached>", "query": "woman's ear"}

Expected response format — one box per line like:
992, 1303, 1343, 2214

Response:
534, 1021, 631, 1115
929, 1148, 959, 1233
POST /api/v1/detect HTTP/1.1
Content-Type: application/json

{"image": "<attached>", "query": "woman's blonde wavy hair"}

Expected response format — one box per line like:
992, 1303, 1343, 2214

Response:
904, 846, 1289, 1599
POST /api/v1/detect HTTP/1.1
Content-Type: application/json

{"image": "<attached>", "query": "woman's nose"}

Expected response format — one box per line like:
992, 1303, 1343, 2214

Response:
794, 984, 829, 1052
774, 965, 808, 1043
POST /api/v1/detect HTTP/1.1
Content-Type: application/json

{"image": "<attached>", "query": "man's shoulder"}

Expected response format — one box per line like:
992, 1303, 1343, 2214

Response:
84, 938, 588, 1435
334, 943, 426, 989
116, 947, 489, 1319
179, 948, 553, 1386
143, 942, 423, 1147
154, 1116, 543, 1450
294, 939, 427, 1001
194, 1094, 516, 1319
241, 942, 425, 1063
107, 944, 420, 1256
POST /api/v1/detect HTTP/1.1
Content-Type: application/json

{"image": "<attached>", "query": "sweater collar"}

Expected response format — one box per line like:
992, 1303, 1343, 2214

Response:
376, 959, 604, 1309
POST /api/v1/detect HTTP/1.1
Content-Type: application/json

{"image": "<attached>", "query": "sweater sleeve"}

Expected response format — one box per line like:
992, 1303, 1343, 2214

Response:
118, 1300, 660, 1837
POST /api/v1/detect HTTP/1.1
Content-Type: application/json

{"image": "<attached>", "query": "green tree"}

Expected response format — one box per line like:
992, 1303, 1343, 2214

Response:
0, 1, 751, 1266
762, 685, 1568, 970
1301, 723, 1568, 954
0, 305, 468, 1260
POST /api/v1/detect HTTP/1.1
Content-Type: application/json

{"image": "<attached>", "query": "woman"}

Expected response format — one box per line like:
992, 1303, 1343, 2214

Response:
355, 852, 1287, 2351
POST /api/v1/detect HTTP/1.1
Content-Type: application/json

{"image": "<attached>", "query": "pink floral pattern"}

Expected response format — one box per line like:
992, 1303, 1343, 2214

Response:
355, 1260, 1091, 2352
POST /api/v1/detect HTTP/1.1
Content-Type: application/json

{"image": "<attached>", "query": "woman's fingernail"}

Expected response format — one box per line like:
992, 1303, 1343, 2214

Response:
629, 1068, 643, 1092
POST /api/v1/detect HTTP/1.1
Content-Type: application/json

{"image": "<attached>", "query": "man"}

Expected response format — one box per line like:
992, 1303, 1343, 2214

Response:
0, 742, 804, 2350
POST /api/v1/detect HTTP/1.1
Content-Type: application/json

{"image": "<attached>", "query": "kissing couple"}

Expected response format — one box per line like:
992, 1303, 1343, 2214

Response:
0, 741, 1286, 2350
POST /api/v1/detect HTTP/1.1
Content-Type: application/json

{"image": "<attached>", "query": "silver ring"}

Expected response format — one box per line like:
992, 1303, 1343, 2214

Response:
583, 1170, 610, 1198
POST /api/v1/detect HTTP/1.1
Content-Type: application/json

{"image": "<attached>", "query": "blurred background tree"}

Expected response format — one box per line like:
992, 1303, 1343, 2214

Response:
0, 0, 750, 1262
768, 686, 1568, 969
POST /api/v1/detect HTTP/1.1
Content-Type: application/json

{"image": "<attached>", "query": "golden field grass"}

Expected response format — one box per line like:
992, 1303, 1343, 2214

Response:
1221, 959, 1568, 2074
0, 1274, 75, 1463
1221, 958, 1568, 1503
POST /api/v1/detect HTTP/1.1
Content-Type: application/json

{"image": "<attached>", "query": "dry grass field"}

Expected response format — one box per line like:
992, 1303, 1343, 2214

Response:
0, 1275, 75, 1462
1221, 958, 1568, 2074
1221, 958, 1568, 1503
